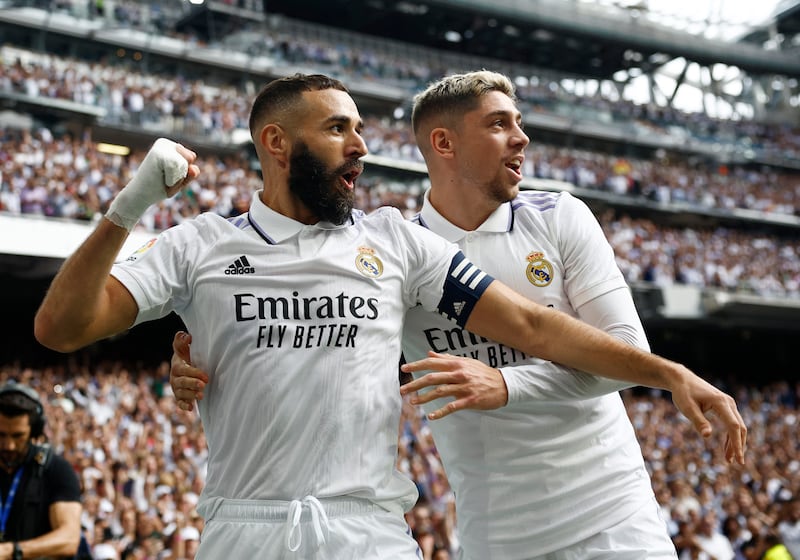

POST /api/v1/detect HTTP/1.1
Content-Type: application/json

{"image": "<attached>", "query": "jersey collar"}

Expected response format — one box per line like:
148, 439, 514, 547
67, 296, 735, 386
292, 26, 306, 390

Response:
418, 188, 513, 243
248, 190, 356, 244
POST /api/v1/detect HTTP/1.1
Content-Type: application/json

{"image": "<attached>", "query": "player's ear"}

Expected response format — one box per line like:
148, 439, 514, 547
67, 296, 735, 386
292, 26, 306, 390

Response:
261, 124, 289, 164
430, 128, 454, 157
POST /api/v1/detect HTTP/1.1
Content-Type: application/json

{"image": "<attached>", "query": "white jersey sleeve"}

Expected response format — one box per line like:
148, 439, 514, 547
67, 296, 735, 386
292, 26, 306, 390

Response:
395, 218, 494, 327
557, 191, 627, 308
110, 215, 213, 325
502, 286, 647, 403
502, 192, 650, 403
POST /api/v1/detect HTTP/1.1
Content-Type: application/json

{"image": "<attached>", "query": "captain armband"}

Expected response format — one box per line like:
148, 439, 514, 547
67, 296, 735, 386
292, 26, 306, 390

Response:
436, 252, 495, 328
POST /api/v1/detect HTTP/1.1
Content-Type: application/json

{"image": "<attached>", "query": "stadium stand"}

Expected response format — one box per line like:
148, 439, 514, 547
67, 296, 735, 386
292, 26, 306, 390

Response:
0, 1, 799, 558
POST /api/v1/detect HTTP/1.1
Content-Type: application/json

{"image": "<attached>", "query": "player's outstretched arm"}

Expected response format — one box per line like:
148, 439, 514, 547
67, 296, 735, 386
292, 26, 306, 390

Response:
402, 280, 747, 464
400, 286, 642, 412
34, 139, 199, 353
170, 331, 208, 412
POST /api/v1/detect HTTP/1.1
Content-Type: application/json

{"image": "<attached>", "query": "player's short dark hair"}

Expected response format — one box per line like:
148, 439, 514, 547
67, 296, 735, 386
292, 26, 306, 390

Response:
248, 73, 350, 140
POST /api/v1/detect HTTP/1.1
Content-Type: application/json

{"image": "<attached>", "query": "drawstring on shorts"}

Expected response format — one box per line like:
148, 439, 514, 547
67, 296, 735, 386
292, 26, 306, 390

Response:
286, 495, 331, 552
199, 495, 387, 554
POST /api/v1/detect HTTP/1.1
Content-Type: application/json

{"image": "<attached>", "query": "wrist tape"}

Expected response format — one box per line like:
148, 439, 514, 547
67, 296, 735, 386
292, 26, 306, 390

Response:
106, 138, 189, 231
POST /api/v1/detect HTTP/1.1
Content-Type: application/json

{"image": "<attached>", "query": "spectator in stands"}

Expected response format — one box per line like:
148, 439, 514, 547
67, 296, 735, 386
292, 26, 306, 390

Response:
777, 498, 800, 559
1, 362, 798, 559
723, 514, 752, 559
741, 533, 794, 560
693, 510, 736, 560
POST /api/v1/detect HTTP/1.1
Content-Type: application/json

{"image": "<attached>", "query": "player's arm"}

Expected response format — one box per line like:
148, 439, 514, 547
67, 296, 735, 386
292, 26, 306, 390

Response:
34, 139, 199, 353
401, 288, 643, 412
502, 286, 645, 402
403, 270, 746, 463
460, 280, 677, 389
34, 218, 139, 352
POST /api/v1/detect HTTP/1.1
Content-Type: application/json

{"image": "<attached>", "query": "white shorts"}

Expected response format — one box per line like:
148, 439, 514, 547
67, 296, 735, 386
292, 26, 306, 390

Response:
462, 496, 677, 560
197, 496, 423, 560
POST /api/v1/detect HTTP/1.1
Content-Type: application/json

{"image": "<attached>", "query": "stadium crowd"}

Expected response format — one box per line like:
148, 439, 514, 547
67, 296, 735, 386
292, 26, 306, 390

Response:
1, 3, 799, 558
1, 360, 798, 560
1, 45, 799, 220
1, 128, 798, 299
8, 1, 800, 167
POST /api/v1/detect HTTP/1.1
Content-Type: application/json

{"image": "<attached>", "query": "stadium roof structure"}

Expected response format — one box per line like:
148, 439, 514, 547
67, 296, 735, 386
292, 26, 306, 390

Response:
739, 0, 800, 48
243, 0, 800, 79
172, 0, 800, 121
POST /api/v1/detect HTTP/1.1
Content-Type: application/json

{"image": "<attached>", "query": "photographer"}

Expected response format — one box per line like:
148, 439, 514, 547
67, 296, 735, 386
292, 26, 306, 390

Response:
0, 383, 82, 559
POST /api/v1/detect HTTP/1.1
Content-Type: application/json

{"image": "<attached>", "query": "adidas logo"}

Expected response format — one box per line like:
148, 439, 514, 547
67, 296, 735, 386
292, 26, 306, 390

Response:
453, 301, 465, 316
225, 255, 255, 275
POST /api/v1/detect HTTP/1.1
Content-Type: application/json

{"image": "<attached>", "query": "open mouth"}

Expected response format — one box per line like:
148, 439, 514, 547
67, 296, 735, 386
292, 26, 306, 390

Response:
340, 166, 363, 190
505, 156, 524, 178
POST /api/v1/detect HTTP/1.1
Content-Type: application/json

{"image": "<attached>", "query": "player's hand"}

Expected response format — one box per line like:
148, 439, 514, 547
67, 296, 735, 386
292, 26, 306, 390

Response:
170, 331, 208, 412
106, 138, 200, 230
668, 366, 747, 465
399, 351, 508, 420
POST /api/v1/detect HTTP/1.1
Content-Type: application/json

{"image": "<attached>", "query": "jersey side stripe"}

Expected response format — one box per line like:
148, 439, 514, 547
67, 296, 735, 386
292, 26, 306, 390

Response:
512, 191, 559, 212
512, 198, 557, 212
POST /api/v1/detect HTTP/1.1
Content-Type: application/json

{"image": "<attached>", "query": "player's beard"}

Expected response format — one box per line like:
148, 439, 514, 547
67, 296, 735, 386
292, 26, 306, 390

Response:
288, 142, 359, 225
485, 176, 519, 205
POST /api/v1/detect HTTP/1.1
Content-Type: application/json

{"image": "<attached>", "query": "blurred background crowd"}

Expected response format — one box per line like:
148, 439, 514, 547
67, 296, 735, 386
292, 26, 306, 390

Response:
2, 127, 798, 299
1, 0, 799, 559
1, 362, 798, 560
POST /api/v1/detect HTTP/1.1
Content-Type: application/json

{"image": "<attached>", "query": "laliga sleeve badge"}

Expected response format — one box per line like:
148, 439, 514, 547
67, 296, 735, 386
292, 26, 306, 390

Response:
355, 246, 384, 278
125, 238, 158, 262
525, 251, 553, 287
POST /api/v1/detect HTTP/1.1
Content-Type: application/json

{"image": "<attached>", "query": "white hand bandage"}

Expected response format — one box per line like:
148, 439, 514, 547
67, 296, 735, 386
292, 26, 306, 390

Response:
106, 138, 190, 230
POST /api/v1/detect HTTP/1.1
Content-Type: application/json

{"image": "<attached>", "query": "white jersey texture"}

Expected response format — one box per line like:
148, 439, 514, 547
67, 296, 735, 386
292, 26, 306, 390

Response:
403, 190, 661, 559
111, 193, 483, 520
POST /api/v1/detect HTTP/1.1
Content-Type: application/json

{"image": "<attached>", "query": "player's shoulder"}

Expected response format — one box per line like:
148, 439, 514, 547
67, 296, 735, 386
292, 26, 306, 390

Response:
167, 210, 243, 240
362, 205, 405, 223
361, 206, 444, 250
512, 189, 570, 212
513, 190, 591, 222
357, 206, 410, 232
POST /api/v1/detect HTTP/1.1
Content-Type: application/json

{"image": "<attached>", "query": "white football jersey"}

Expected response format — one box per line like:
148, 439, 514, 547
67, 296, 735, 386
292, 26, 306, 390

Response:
111, 193, 492, 518
404, 190, 656, 558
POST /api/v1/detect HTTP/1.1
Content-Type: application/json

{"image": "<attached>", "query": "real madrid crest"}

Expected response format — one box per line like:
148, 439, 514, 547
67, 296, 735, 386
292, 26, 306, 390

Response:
356, 246, 384, 278
525, 251, 553, 287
